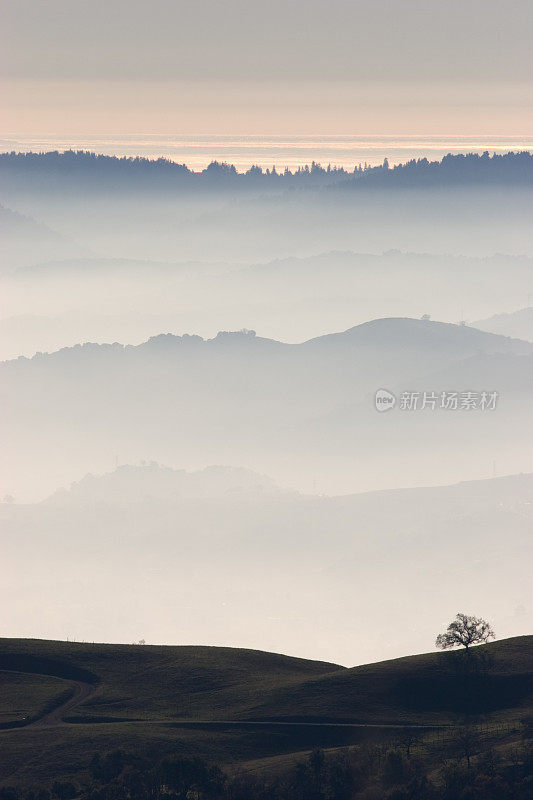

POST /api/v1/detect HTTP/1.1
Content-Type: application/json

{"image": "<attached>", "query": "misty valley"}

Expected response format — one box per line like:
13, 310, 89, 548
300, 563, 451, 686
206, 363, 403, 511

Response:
0, 150, 532, 799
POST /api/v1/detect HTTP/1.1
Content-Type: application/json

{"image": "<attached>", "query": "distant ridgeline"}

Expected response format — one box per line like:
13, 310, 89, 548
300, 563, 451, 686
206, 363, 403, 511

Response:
0, 150, 531, 192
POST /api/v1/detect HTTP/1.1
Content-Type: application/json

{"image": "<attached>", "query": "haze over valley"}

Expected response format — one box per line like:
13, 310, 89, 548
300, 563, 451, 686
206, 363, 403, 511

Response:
1, 153, 532, 662
1, 464, 531, 666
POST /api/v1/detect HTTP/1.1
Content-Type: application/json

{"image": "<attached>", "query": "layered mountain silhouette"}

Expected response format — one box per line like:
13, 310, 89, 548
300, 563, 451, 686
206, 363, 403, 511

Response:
3, 250, 532, 361
2, 318, 532, 500
2, 151, 531, 191
1, 159, 531, 263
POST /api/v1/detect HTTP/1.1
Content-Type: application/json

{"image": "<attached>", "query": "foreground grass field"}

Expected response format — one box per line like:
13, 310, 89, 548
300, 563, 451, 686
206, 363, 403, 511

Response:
0, 720, 388, 785
0, 636, 531, 786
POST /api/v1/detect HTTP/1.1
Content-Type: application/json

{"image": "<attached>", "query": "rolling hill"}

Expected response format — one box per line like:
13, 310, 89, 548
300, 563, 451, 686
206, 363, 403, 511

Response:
3, 250, 533, 361
1, 636, 530, 726
0, 636, 530, 786
0, 638, 340, 725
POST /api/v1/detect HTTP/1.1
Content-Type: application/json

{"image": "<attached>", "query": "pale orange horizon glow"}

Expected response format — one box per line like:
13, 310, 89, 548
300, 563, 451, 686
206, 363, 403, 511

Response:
3, 79, 532, 140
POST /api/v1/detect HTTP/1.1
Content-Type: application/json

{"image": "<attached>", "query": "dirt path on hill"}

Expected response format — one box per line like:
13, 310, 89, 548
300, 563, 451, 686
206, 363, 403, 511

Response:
0, 670, 96, 731
31, 679, 95, 727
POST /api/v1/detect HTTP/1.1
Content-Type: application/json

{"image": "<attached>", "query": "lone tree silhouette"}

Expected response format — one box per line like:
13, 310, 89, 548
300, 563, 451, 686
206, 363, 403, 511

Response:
436, 613, 495, 651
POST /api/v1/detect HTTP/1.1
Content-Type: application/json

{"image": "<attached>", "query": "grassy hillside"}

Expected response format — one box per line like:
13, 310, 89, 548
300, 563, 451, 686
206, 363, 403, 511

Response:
0, 638, 340, 723
0, 636, 531, 726
0, 636, 530, 786
0, 718, 385, 787
248, 636, 533, 724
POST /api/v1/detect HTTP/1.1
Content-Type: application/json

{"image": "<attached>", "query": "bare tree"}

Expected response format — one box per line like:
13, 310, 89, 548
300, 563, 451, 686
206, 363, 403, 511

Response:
436, 613, 495, 652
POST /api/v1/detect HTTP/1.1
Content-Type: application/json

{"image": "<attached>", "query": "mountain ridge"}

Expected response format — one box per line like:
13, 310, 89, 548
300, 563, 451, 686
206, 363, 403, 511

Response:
4, 317, 532, 365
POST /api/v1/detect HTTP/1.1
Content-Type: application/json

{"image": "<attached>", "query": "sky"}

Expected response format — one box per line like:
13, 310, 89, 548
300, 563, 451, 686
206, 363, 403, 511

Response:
2, 0, 532, 137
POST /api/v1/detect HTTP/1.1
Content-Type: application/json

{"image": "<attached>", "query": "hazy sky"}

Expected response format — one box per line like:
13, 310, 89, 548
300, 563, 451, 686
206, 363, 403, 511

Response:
2, 0, 533, 135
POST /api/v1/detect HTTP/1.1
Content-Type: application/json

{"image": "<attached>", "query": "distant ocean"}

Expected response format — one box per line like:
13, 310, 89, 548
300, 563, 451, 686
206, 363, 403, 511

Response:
1, 134, 532, 172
